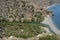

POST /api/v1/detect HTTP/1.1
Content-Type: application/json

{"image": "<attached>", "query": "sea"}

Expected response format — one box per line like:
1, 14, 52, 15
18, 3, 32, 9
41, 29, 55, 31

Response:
48, 4, 60, 30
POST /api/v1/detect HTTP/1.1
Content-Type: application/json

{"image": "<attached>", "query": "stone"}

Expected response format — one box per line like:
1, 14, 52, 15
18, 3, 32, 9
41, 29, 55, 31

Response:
8, 36, 17, 40
9, 18, 14, 22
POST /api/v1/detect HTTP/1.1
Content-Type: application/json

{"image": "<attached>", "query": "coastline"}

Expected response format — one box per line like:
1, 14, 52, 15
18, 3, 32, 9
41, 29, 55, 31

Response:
43, 4, 56, 9
41, 15, 60, 35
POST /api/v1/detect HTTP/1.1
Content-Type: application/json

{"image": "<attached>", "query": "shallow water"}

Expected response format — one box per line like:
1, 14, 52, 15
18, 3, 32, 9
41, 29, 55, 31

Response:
48, 4, 60, 30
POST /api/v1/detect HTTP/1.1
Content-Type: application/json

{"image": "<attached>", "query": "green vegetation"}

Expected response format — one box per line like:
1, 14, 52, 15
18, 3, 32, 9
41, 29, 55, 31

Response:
0, 21, 47, 38
37, 16, 44, 22
39, 35, 59, 40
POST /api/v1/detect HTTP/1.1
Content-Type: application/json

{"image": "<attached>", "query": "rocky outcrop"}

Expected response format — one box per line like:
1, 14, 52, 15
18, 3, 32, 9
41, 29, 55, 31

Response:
0, 0, 51, 22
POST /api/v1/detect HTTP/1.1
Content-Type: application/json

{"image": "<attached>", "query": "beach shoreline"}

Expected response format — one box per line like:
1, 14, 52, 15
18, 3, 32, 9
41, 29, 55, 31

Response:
41, 15, 60, 35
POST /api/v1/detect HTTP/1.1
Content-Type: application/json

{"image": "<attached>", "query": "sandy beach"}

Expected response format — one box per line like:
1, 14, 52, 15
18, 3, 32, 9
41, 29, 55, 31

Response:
42, 15, 60, 35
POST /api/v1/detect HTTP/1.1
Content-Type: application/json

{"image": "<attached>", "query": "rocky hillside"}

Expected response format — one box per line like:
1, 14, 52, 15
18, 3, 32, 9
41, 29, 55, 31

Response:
0, 0, 52, 22
32, 0, 60, 7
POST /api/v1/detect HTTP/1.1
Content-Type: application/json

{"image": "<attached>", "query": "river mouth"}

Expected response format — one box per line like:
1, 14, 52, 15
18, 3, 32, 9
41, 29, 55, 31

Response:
48, 4, 60, 30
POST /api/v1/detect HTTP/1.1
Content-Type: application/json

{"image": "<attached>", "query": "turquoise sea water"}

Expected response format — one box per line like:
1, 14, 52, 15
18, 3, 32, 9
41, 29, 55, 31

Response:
48, 4, 60, 30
